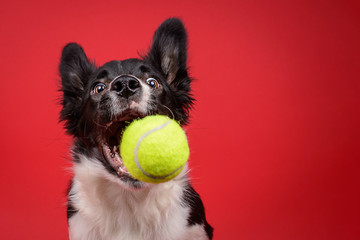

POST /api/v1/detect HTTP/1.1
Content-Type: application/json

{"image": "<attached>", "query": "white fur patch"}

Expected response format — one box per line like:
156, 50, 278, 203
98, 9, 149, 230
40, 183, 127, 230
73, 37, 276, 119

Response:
68, 155, 207, 240
183, 224, 209, 240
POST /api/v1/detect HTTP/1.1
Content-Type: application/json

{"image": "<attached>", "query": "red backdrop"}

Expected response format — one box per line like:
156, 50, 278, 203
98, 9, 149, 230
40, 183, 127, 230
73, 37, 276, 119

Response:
1, 0, 359, 239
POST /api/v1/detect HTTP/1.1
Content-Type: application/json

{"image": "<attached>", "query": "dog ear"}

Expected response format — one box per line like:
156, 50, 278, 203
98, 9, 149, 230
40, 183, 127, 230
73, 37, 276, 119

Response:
144, 18, 194, 124
59, 43, 96, 136
145, 18, 188, 85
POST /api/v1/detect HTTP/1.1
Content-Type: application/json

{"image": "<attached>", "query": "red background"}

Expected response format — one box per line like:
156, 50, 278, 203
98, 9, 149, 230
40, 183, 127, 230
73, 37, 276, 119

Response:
1, 0, 359, 239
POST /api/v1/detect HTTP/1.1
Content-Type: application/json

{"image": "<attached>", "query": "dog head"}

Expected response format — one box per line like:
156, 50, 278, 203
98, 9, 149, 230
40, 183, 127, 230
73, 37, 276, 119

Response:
59, 18, 193, 188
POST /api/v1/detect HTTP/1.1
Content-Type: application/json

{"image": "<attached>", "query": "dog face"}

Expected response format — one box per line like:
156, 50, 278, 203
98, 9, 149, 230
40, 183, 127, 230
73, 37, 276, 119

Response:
59, 18, 193, 189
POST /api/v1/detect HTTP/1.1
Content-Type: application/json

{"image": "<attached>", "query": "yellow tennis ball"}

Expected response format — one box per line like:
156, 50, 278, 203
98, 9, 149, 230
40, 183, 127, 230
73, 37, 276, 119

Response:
119, 115, 189, 183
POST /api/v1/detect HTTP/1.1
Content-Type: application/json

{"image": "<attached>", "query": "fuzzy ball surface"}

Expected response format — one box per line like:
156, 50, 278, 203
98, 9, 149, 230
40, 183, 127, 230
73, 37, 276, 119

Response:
120, 115, 189, 183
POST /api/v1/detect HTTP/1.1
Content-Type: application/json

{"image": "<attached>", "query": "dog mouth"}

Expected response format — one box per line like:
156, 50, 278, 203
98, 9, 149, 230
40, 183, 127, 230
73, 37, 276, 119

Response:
100, 110, 145, 180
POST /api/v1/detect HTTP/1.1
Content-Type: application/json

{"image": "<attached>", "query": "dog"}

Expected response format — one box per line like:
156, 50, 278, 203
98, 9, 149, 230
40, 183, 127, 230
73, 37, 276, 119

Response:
59, 18, 213, 240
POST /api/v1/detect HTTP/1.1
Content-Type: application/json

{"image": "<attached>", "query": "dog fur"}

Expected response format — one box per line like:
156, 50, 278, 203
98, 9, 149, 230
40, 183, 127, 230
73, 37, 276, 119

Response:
59, 18, 213, 240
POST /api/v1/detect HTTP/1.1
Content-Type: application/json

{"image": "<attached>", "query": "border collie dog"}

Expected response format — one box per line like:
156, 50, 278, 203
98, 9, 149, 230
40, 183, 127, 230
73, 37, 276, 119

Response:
59, 18, 213, 240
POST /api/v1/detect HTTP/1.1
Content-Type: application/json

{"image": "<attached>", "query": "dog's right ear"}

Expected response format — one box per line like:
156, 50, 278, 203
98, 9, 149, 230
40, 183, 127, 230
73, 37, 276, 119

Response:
59, 43, 96, 136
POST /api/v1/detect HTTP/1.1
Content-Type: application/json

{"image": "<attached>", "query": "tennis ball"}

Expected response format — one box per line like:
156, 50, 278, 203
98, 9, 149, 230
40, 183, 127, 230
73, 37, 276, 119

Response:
119, 115, 189, 183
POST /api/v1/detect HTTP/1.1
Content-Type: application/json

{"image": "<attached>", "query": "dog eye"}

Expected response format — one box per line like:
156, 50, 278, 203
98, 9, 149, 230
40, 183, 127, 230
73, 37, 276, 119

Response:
146, 78, 160, 89
93, 83, 106, 94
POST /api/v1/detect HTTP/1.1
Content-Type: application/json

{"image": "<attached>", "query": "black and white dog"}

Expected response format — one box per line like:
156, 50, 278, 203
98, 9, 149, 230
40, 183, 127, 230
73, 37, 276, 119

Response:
59, 18, 213, 240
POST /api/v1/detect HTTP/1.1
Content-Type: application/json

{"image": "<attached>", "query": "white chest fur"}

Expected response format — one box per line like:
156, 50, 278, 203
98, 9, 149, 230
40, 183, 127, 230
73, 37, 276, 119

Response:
68, 157, 207, 240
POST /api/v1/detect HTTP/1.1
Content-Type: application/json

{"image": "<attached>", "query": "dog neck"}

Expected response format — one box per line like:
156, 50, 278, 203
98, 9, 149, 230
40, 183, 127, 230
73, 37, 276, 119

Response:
68, 154, 191, 240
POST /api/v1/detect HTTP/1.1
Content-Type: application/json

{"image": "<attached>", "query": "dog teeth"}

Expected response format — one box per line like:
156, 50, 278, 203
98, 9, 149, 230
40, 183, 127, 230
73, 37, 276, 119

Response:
112, 145, 117, 153
117, 165, 128, 175
110, 146, 120, 160
113, 150, 123, 164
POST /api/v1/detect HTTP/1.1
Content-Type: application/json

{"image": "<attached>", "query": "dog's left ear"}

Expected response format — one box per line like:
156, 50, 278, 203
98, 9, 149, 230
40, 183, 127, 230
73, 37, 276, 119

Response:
144, 18, 188, 85
59, 43, 96, 136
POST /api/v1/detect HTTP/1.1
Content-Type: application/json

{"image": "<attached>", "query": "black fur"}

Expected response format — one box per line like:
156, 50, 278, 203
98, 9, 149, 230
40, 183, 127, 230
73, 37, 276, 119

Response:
59, 19, 193, 137
183, 185, 214, 239
59, 44, 97, 137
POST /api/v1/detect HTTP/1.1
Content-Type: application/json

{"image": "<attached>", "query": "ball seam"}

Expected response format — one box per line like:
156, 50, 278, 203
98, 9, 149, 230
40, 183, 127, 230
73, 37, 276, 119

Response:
133, 118, 184, 180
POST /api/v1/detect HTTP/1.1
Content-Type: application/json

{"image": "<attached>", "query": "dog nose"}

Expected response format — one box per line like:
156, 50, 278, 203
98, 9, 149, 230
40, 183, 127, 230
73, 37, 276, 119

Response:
111, 75, 140, 98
